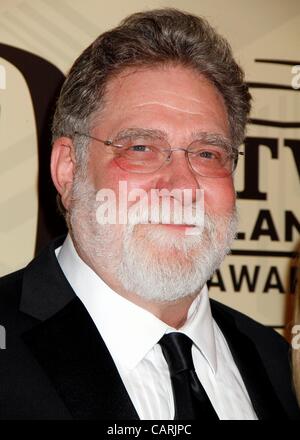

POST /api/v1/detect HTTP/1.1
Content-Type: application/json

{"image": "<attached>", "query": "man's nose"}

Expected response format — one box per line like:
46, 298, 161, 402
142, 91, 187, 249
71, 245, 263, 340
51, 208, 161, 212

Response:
155, 150, 201, 201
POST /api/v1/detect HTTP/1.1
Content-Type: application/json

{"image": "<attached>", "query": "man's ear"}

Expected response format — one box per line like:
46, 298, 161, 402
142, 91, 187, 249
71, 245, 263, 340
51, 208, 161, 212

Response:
51, 137, 76, 212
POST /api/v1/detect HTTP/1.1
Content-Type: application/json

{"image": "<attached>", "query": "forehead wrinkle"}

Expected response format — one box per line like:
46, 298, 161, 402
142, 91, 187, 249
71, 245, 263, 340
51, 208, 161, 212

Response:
156, 89, 203, 104
135, 102, 202, 115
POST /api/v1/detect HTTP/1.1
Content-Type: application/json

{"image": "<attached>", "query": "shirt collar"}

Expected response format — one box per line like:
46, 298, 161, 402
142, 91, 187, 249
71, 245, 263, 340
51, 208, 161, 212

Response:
56, 234, 217, 373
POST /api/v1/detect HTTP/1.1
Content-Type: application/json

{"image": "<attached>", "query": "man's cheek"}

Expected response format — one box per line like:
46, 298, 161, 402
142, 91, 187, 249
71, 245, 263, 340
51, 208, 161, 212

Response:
202, 182, 235, 213
89, 161, 120, 192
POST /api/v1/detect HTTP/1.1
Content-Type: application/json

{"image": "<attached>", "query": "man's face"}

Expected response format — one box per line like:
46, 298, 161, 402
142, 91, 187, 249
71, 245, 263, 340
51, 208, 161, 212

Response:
88, 64, 235, 219
69, 65, 237, 302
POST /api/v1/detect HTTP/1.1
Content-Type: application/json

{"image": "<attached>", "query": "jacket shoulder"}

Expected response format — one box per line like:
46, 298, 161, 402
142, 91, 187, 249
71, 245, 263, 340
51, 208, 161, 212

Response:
210, 298, 288, 354
210, 299, 300, 419
210, 299, 300, 415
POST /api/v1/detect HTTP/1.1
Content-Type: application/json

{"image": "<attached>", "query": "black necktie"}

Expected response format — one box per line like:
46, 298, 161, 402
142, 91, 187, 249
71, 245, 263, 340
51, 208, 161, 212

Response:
159, 332, 219, 420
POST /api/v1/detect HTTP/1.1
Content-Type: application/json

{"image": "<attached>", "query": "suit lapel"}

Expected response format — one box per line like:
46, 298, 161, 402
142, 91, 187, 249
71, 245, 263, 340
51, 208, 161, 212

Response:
20, 238, 139, 420
210, 301, 288, 420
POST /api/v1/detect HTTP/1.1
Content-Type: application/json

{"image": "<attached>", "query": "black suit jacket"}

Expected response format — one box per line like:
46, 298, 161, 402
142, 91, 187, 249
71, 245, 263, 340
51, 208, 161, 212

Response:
0, 237, 299, 420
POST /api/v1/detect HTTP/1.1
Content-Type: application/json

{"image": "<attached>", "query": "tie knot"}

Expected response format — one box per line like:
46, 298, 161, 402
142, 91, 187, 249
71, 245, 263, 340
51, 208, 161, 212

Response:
159, 333, 194, 376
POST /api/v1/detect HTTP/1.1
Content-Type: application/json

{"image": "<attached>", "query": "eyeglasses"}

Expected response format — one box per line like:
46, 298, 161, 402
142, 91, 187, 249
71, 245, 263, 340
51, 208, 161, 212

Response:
75, 131, 243, 178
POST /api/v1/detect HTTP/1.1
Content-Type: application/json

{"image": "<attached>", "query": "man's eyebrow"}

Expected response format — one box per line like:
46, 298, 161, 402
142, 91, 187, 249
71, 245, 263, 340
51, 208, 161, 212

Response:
112, 128, 233, 151
113, 128, 167, 141
191, 131, 233, 152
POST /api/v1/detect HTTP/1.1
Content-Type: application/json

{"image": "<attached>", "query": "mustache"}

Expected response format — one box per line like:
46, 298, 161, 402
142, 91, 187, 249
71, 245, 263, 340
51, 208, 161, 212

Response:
127, 199, 203, 225
126, 201, 204, 237
94, 186, 205, 228
116, 193, 205, 236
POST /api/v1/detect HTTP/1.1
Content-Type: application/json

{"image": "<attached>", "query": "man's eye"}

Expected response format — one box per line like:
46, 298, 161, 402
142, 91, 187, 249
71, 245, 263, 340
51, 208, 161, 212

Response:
198, 150, 218, 159
129, 145, 151, 152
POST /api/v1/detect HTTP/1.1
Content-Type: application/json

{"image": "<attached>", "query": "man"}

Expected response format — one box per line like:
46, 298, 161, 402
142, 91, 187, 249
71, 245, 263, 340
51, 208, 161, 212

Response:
0, 9, 299, 420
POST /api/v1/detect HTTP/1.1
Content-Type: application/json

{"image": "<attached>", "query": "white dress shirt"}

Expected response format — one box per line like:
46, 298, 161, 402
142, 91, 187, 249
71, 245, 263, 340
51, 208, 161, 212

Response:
56, 235, 257, 420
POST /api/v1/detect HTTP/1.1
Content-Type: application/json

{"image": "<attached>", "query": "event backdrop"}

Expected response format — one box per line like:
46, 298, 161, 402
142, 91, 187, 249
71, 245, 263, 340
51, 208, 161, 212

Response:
0, 0, 299, 337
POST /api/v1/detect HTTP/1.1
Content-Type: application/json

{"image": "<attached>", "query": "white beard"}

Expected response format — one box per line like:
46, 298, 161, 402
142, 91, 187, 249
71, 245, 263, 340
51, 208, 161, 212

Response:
69, 177, 238, 303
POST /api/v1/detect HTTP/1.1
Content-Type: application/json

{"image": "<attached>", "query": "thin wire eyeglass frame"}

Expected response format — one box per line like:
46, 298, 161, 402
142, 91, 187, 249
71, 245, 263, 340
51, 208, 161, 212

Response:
74, 131, 244, 178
